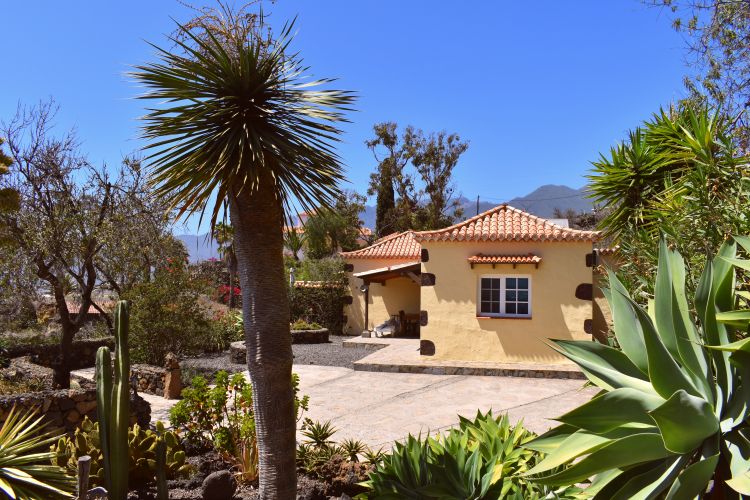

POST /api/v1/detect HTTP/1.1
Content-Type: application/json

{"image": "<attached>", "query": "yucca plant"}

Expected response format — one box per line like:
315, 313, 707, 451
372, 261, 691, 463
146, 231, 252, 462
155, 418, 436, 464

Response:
526, 237, 750, 498
0, 406, 75, 499
360, 411, 580, 499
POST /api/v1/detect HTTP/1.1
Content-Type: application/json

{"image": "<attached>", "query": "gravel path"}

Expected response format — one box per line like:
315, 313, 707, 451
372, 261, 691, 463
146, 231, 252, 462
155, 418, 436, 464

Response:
181, 336, 376, 379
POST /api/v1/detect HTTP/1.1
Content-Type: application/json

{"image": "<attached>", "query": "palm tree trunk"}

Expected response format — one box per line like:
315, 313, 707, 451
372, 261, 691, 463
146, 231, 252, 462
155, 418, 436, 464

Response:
229, 180, 296, 499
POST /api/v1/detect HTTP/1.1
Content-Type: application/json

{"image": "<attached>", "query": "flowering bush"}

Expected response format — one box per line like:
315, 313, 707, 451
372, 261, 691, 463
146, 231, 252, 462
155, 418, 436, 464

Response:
217, 285, 241, 305
210, 309, 244, 348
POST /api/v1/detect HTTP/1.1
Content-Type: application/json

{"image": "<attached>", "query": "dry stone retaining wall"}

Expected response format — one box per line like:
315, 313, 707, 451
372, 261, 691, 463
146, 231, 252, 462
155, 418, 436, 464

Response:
0, 388, 150, 433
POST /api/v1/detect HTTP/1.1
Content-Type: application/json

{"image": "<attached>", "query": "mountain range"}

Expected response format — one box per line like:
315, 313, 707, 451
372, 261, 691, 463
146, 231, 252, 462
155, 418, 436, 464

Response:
177, 184, 592, 262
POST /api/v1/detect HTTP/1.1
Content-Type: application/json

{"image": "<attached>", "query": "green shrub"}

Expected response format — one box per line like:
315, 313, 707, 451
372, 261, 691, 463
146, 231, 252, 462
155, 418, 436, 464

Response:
361, 411, 581, 499
124, 267, 213, 364
291, 319, 323, 331
526, 237, 750, 497
0, 406, 75, 499
51, 418, 191, 487
289, 257, 348, 335
209, 309, 244, 349
170, 370, 309, 483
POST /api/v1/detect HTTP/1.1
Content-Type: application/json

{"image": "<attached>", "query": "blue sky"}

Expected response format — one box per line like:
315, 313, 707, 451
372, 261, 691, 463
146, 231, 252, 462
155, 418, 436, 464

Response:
2, 1, 687, 234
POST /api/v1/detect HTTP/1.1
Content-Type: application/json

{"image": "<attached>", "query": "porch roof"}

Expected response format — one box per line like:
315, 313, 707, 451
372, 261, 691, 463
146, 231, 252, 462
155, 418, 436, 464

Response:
353, 261, 421, 284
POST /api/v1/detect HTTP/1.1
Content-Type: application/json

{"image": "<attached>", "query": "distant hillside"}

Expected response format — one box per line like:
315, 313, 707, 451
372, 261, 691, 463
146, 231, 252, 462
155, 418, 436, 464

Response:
177, 234, 218, 263
505, 185, 591, 218
178, 184, 592, 262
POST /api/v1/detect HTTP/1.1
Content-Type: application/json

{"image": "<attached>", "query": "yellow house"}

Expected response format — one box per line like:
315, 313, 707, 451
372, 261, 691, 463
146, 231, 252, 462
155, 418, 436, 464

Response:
342, 204, 601, 365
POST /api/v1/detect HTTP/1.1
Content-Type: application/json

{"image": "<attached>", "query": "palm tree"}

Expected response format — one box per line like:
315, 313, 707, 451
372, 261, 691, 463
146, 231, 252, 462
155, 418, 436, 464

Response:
132, 11, 355, 499
213, 222, 238, 308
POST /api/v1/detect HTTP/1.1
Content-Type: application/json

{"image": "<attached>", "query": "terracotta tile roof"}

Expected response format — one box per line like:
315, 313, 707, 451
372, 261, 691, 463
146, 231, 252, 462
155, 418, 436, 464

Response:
415, 204, 599, 243
66, 301, 115, 315
467, 254, 542, 265
595, 246, 620, 255
340, 231, 420, 260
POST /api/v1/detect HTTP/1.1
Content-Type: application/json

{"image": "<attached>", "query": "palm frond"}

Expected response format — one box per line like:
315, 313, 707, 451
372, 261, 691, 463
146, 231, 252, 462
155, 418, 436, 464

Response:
131, 17, 356, 228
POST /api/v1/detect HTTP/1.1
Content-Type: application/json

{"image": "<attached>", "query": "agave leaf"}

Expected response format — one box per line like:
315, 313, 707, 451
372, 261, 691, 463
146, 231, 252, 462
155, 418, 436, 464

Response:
705, 337, 750, 365
608, 455, 687, 500
720, 256, 750, 273
525, 429, 617, 476
663, 454, 718, 499
665, 243, 712, 396
522, 424, 578, 454
549, 340, 655, 394
530, 433, 673, 486
654, 239, 681, 357
648, 390, 719, 454
587, 468, 627, 498
622, 293, 703, 399
724, 429, 750, 489
607, 271, 648, 372
555, 387, 664, 434
716, 310, 750, 329
695, 255, 733, 416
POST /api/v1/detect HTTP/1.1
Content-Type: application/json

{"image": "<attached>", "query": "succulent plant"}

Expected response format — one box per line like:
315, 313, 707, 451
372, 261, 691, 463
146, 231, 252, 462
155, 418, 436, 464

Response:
51, 417, 192, 487
525, 238, 750, 497
0, 405, 75, 499
94, 300, 131, 499
361, 411, 582, 499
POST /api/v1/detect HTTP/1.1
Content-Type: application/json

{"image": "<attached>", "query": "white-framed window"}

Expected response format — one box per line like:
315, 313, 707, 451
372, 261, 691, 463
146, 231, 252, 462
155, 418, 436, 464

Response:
478, 275, 531, 318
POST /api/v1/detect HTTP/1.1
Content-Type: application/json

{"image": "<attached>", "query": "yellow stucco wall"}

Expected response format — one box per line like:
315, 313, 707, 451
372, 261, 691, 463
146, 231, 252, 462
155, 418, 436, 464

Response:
343, 258, 421, 335
420, 240, 594, 363
593, 252, 620, 343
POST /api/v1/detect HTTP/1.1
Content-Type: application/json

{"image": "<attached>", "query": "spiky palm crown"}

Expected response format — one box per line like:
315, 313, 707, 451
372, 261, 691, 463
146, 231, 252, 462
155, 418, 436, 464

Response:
131, 18, 356, 227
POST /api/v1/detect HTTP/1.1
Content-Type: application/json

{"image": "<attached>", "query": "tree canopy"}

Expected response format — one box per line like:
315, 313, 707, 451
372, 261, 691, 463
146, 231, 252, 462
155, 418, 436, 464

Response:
366, 122, 468, 237
588, 103, 750, 297
650, 0, 750, 148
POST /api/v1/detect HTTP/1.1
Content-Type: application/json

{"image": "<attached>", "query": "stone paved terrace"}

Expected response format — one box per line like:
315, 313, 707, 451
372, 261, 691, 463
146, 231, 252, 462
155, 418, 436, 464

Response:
293, 364, 595, 448
74, 362, 596, 449
344, 337, 585, 379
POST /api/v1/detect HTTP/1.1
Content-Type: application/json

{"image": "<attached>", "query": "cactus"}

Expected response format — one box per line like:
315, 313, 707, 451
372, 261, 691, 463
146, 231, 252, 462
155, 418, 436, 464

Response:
94, 345, 112, 490
51, 417, 192, 487
110, 300, 131, 500
155, 436, 168, 500
93, 300, 132, 499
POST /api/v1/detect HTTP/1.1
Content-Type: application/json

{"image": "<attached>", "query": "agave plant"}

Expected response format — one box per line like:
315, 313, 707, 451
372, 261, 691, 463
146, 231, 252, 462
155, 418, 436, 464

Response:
526, 237, 750, 498
0, 406, 75, 499
361, 411, 581, 499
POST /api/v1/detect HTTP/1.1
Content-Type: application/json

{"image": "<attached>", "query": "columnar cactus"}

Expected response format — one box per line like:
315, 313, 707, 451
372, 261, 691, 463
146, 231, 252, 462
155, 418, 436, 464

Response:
94, 300, 132, 500
95, 345, 112, 490
156, 436, 168, 500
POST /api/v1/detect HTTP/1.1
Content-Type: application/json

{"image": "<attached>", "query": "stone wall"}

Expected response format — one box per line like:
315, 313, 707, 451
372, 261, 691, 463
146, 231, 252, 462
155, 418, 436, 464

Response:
291, 328, 329, 344
0, 388, 150, 433
130, 365, 180, 399
6, 337, 115, 370
230, 329, 329, 363
130, 354, 181, 399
